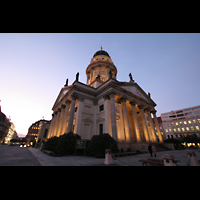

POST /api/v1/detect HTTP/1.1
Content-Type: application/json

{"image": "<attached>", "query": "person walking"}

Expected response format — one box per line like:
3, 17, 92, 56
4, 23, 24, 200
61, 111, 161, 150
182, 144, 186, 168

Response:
152, 145, 157, 157
148, 143, 153, 157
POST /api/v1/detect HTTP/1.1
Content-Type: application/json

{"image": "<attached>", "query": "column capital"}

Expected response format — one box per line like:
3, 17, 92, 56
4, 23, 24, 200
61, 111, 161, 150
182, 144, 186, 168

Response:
57, 108, 61, 112
109, 92, 116, 98
54, 111, 58, 115
71, 93, 79, 100
151, 109, 157, 114
129, 101, 136, 106
120, 97, 127, 102
138, 104, 144, 109
65, 99, 71, 105
103, 94, 109, 100
144, 108, 150, 113
61, 104, 66, 109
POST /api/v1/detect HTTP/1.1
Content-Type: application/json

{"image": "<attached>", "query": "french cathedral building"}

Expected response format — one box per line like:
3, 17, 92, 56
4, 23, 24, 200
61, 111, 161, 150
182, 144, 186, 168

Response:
48, 48, 163, 150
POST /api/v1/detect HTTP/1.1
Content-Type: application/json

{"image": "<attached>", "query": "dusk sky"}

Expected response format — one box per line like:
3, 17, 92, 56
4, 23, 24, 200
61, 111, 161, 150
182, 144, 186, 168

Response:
1, 33, 200, 137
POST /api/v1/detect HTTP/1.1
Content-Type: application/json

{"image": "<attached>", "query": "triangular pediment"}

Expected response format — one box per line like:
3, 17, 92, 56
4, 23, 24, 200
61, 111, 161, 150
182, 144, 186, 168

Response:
120, 83, 153, 104
52, 86, 71, 110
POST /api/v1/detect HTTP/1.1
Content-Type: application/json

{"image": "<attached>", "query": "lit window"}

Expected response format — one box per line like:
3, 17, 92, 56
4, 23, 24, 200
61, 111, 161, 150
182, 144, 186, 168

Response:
184, 121, 187, 124
186, 127, 189, 131
177, 128, 181, 132
179, 121, 183, 125
176, 122, 179, 126
191, 126, 194, 130
182, 128, 185, 132
193, 119, 196, 123
172, 123, 174, 126
166, 129, 168, 132
196, 126, 199, 130
174, 128, 177, 132
198, 119, 200, 123
188, 120, 192, 124
169, 129, 172, 132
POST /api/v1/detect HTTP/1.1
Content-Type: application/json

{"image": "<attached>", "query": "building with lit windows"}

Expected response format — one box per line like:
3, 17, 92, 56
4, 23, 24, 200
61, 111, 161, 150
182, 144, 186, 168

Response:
161, 105, 200, 139
48, 47, 165, 151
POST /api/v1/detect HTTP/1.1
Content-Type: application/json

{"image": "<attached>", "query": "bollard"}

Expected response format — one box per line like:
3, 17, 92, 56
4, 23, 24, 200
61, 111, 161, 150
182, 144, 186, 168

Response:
162, 154, 176, 166
104, 149, 113, 165
187, 151, 199, 166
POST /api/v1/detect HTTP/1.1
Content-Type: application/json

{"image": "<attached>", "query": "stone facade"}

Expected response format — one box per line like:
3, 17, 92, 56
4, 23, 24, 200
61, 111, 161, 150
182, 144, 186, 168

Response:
48, 48, 163, 150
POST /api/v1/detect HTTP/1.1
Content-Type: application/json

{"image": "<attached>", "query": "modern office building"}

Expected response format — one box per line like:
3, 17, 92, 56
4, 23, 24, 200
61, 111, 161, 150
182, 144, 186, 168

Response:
161, 105, 200, 139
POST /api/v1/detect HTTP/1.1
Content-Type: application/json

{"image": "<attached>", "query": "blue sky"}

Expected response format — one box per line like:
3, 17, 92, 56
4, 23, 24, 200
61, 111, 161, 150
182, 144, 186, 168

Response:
0, 33, 200, 137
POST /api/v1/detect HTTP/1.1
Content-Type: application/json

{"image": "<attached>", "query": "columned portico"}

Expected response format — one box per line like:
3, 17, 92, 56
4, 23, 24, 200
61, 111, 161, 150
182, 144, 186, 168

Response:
138, 105, 150, 143
61, 100, 71, 135
57, 104, 66, 137
66, 94, 77, 133
109, 92, 118, 141
129, 101, 142, 143
152, 110, 163, 143
120, 97, 131, 142
145, 108, 157, 142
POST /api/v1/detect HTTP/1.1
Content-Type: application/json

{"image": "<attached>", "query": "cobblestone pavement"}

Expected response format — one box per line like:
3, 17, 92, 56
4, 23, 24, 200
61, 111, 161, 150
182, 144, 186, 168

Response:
28, 147, 200, 166
0, 145, 41, 166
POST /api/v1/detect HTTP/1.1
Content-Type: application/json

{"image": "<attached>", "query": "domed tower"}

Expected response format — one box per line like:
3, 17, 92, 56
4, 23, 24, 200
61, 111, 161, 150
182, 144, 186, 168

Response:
86, 47, 117, 85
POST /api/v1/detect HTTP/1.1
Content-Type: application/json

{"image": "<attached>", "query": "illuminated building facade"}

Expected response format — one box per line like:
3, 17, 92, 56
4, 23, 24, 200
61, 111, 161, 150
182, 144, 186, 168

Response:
48, 47, 164, 151
161, 105, 200, 139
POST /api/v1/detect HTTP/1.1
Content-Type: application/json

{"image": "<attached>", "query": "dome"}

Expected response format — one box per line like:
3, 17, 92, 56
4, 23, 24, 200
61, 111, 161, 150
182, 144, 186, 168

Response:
93, 49, 110, 58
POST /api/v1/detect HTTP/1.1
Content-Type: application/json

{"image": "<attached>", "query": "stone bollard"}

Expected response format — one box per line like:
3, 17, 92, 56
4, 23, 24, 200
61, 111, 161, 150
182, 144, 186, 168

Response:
187, 151, 200, 166
104, 149, 113, 165
162, 154, 177, 166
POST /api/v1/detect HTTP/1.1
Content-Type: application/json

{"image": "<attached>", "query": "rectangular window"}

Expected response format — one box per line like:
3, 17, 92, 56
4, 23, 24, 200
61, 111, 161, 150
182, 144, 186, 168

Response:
169, 129, 172, 132
196, 126, 199, 130
185, 112, 193, 116
198, 119, 200, 123
99, 104, 104, 112
166, 129, 168, 132
191, 126, 194, 130
177, 128, 181, 132
193, 119, 196, 123
176, 122, 179, 126
174, 128, 177, 132
172, 123, 174, 126
188, 120, 192, 124
182, 128, 185, 132
186, 127, 189, 131
179, 121, 183, 125
184, 121, 187, 124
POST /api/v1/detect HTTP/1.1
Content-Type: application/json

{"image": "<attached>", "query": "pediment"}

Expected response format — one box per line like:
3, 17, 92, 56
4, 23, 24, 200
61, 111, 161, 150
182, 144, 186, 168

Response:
120, 83, 152, 103
52, 86, 70, 110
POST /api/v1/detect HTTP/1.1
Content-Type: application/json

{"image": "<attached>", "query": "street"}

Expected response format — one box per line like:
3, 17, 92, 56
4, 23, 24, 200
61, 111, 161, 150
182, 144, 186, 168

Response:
0, 145, 41, 166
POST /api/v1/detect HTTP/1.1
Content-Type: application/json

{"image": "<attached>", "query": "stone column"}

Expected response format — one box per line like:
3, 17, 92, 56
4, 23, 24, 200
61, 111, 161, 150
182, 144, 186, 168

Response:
57, 104, 66, 137
138, 105, 150, 143
145, 108, 157, 142
48, 114, 54, 138
103, 95, 110, 134
129, 101, 142, 143
55, 108, 61, 136
109, 92, 118, 141
66, 94, 77, 133
152, 110, 163, 143
61, 100, 71, 135
121, 97, 131, 142
74, 96, 84, 135
52, 111, 58, 137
